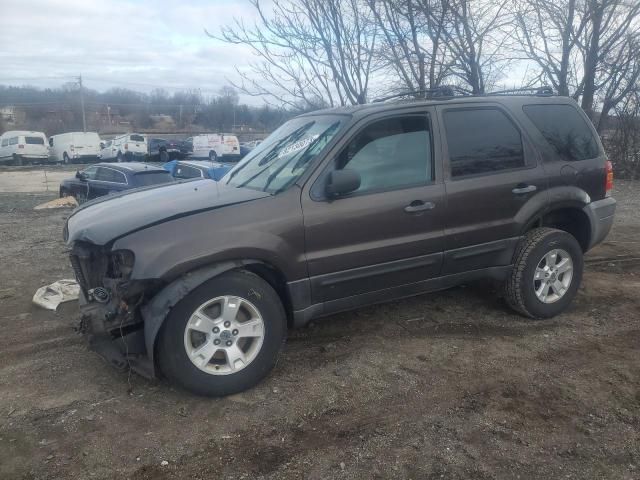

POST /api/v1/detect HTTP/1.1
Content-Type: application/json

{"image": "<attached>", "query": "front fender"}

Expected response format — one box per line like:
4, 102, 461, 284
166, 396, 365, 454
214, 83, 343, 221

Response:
140, 260, 260, 368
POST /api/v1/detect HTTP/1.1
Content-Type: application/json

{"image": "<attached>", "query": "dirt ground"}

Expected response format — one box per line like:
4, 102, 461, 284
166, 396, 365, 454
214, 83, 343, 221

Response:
0, 169, 638, 480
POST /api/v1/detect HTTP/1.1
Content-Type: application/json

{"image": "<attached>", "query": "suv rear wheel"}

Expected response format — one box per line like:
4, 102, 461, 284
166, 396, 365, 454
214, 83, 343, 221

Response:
505, 228, 583, 319
157, 270, 286, 396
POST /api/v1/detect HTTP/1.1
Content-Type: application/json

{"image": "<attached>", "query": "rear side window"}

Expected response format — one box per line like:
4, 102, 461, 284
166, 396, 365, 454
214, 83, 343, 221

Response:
9, 137, 18, 145
133, 171, 174, 186
25, 136, 44, 145
175, 164, 203, 179
336, 115, 432, 194
130, 135, 145, 142
444, 108, 525, 178
523, 104, 600, 161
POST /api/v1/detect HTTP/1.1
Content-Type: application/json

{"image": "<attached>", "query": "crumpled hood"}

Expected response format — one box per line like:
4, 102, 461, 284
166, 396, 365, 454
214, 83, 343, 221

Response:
65, 179, 270, 245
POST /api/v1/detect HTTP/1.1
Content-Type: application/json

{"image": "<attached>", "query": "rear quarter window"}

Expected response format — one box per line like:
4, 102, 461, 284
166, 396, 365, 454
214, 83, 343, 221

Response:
523, 104, 600, 161
133, 171, 174, 186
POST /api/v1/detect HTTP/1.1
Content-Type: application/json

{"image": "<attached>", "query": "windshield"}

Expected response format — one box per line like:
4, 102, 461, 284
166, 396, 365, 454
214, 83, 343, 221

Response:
224, 115, 345, 193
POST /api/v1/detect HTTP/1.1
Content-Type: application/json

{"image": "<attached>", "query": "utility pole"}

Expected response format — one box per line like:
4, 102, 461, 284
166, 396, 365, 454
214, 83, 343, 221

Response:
78, 75, 87, 132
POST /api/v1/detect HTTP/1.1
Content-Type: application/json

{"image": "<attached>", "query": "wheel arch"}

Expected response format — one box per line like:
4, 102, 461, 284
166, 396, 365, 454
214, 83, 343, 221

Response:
141, 259, 292, 370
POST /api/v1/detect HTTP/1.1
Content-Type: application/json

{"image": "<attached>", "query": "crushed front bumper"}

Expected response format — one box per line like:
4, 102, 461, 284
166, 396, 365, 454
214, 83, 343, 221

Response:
70, 241, 156, 378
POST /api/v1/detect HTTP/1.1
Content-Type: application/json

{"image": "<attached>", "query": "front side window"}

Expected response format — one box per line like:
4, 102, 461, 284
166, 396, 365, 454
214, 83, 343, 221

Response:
1, 139, 8, 147
83, 166, 98, 180
523, 104, 600, 161
335, 115, 432, 194
225, 115, 345, 193
96, 167, 126, 183
9, 137, 18, 145
444, 108, 525, 178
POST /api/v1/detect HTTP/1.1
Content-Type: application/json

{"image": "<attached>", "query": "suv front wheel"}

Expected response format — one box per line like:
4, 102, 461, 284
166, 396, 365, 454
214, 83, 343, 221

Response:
505, 228, 584, 319
157, 270, 286, 396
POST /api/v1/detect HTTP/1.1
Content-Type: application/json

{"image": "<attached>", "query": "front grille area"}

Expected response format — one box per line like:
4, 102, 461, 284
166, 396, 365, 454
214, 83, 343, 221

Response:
69, 241, 109, 292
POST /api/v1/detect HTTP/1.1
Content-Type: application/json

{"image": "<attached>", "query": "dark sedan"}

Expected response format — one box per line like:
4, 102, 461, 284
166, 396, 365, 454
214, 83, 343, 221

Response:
59, 162, 175, 203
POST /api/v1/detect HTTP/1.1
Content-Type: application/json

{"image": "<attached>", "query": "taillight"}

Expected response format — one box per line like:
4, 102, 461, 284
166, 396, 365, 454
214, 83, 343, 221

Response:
124, 143, 128, 150
605, 160, 614, 195
18, 144, 24, 149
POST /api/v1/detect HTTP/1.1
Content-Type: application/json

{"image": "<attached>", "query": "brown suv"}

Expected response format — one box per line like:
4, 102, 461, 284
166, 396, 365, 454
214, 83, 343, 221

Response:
64, 92, 616, 396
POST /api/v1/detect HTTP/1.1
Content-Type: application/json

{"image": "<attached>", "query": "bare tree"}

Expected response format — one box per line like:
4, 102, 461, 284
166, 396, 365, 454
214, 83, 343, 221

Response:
514, 0, 588, 96
366, 0, 451, 94
578, 0, 640, 119
442, 0, 515, 93
214, 0, 379, 109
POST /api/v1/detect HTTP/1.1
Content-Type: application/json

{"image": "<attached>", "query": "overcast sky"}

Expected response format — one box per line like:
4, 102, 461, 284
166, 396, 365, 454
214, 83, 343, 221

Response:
0, 0, 260, 102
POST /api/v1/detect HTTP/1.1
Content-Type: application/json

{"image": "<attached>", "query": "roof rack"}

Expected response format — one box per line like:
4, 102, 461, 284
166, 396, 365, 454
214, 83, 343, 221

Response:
485, 86, 555, 96
372, 85, 555, 103
372, 85, 471, 103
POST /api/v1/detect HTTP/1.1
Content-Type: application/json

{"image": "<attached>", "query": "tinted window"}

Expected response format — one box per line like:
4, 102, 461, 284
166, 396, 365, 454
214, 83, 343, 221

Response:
133, 171, 174, 186
523, 104, 599, 161
336, 115, 432, 194
130, 135, 145, 142
95, 167, 126, 183
83, 166, 98, 180
25, 136, 44, 145
444, 109, 525, 177
175, 164, 203, 179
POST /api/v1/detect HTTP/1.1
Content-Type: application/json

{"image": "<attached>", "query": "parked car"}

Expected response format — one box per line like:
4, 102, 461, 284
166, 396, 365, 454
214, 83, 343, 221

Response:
59, 162, 174, 203
49, 132, 102, 164
148, 138, 191, 162
190, 133, 241, 161
64, 92, 616, 397
0, 130, 49, 165
163, 159, 236, 181
100, 133, 147, 162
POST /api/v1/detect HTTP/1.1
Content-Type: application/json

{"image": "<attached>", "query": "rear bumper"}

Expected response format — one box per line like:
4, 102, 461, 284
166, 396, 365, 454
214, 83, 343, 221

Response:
583, 196, 616, 250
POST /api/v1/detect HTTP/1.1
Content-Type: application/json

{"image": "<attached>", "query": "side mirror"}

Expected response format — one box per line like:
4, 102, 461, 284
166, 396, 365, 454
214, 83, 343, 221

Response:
100, 142, 105, 149
325, 169, 360, 198
76, 170, 86, 181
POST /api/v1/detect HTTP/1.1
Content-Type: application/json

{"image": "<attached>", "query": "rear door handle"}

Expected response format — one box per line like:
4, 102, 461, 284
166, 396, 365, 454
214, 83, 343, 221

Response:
512, 184, 537, 195
404, 200, 435, 213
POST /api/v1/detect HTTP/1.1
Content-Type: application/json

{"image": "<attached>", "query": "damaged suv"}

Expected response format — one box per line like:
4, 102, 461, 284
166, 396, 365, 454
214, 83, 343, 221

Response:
65, 92, 616, 396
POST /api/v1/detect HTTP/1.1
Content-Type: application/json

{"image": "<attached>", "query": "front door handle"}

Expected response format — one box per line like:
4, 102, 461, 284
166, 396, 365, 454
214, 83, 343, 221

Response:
404, 200, 435, 213
512, 184, 537, 195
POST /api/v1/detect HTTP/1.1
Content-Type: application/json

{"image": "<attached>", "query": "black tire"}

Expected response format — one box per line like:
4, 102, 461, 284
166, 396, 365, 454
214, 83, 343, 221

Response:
59, 187, 68, 198
157, 270, 287, 396
12, 153, 22, 166
117, 152, 124, 163
209, 150, 217, 162
159, 150, 169, 162
74, 191, 87, 204
505, 227, 583, 319
63, 152, 70, 164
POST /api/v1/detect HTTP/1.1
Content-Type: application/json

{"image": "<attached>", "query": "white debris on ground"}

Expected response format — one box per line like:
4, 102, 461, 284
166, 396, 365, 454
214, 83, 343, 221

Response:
32, 279, 80, 311
33, 196, 78, 210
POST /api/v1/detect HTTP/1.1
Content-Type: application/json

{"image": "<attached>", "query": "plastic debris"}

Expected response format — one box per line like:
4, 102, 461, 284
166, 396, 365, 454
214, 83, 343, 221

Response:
34, 196, 78, 210
32, 279, 80, 311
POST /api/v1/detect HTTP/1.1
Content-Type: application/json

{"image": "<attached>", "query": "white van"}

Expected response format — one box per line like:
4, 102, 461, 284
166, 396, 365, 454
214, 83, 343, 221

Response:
190, 134, 240, 161
49, 132, 102, 163
0, 131, 49, 165
100, 133, 147, 162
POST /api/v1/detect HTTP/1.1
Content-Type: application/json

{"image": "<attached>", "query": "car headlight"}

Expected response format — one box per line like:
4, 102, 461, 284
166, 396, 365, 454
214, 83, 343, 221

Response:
109, 250, 135, 279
